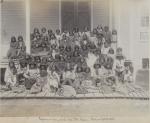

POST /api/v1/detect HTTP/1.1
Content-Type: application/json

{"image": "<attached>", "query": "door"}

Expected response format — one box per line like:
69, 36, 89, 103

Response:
61, 0, 91, 32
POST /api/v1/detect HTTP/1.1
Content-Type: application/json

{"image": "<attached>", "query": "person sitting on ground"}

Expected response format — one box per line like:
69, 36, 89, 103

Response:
30, 64, 49, 94
4, 60, 17, 90
23, 61, 38, 90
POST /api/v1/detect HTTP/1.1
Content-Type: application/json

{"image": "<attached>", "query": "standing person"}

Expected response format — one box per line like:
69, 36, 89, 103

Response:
101, 41, 111, 55
115, 48, 125, 82
16, 36, 26, 57
41, 27, 47, 37
7, 36, 18, 59
102, 26, 112, 45
55, 29, 61, 41
4, 60, 17, 89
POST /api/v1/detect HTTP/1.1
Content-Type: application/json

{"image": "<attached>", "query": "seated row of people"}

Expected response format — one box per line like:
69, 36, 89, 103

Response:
4, 46, 133, 96
30, 26, 112, 54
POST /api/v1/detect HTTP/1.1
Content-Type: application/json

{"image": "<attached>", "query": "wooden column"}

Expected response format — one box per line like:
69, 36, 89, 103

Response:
25, 0, 30, 54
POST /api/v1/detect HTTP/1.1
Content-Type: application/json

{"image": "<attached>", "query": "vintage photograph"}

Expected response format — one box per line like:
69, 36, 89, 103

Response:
0, 0, 149, 120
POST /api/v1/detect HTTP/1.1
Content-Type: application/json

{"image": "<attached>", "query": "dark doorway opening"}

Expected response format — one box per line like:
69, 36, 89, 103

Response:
61, 0, 91, 32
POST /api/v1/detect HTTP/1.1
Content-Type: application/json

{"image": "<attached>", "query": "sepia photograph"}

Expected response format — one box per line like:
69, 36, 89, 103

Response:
0, 0, 149, 122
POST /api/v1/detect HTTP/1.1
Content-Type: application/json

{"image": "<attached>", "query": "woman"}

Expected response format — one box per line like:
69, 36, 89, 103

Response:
4, 60, 17, 88
47, 65, 59, 93
7, 36, 18, 59
31, 64, 49, 94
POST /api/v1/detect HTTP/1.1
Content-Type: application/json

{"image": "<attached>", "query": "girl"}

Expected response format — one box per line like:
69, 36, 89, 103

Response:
47, 65, 59, 93
4, 60, 17, 88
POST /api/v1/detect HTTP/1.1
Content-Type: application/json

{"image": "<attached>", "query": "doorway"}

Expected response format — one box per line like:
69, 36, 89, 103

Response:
61, 0, 91, 32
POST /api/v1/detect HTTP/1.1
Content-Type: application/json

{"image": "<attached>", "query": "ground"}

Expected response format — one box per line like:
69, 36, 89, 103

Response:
0, 99, 149, 117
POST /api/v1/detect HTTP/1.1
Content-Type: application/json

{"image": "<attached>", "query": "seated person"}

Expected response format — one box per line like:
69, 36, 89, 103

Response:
17, 59, 28, 85
47, 65, 59, 93
4, 60, 17, 89
23, 62, 38, 90
101, 41, 110, 55
31, 64, 49, 94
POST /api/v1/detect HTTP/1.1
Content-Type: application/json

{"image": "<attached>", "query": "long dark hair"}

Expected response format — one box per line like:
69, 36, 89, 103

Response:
8, 61, 17, 75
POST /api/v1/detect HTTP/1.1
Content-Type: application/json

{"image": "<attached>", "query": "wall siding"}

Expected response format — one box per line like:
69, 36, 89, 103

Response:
30, 0, 59, 32
93, 0, 109, 28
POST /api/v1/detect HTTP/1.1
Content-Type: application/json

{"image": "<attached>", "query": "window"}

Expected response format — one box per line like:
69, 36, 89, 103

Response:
140, 32, 149, 41
141, 16, 149, 27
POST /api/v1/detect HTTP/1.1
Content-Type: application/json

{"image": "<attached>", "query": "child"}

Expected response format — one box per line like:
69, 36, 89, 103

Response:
47, 65, 59, 93
16, 36, 26, 57
23, 62, 38, 90
115, 55, 125, 82
101, 41, 110, 55
55, 29, 61, 41
7, 36, 18, 59
17, 59, 28, 85
31, 64, 49, 94
4, 60, 17, 89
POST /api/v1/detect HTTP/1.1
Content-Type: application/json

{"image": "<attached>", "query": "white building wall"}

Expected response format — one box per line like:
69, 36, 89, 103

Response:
111, 0, 149, 72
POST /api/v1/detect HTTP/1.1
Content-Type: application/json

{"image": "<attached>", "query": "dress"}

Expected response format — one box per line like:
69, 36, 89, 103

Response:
4, 66, 17, 86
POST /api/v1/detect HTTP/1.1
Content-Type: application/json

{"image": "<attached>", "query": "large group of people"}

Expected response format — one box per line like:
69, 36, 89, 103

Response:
4, 25, 134, 96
